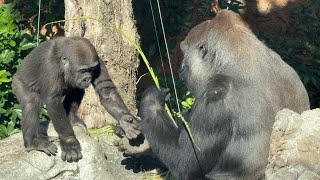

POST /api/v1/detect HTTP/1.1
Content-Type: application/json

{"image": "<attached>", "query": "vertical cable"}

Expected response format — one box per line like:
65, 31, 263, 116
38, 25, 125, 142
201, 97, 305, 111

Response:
155, 0, 181, 113
149, 0, 172, 108
36, 0, 41, 46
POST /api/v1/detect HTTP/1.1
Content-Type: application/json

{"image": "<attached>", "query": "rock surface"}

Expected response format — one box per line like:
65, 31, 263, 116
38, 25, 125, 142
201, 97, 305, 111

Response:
0, 126, 149, 180
266, 108, 320, 179
4, 109, 320, 180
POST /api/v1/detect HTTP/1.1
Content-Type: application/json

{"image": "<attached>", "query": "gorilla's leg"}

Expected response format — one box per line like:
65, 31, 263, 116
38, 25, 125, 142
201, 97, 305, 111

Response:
12, 77, 58, 155
63, 88, 88, 134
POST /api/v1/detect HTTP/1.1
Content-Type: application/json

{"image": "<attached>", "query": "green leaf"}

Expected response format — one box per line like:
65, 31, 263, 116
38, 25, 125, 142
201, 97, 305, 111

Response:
0, 24, 7, 34
0, 108, 6, 114
0, 132, 6, 139
8, 128, 20, 136
6, 122, 14, 135
182, 101, 191, 110
0, 77, 11, 83
9, 40, 16, 47
6, 22, 17, 34
12, 108, 22, 119
0, 70, 7, 76
0, 50, 15, 64
0, 124, 8, 136
186, 97, 195, 106
19, 42, 36, 51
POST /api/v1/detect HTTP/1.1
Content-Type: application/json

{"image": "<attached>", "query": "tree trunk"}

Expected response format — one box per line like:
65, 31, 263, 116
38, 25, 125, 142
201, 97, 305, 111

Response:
64, 0, 139, 128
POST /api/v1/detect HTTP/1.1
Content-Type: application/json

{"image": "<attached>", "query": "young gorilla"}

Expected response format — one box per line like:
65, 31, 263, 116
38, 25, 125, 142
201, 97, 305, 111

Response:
139, 10, 310, 179
12, 37, 140, 162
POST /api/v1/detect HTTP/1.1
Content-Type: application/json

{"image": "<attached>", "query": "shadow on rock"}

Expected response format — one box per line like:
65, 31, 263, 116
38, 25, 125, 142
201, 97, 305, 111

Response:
121, 155, 167, 173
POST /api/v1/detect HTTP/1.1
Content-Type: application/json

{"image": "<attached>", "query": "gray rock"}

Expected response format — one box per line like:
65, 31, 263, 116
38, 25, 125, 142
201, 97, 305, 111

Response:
266, 108, 320, 179
0, 126, 138, 180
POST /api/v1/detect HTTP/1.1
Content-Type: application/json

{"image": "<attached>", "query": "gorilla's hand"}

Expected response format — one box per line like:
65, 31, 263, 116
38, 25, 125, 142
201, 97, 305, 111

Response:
60, 136, 83, 162
119, 114, 141, 140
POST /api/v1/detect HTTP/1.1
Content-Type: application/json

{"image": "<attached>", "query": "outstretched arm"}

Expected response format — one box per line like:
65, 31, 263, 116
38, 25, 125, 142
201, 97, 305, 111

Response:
92, 59, 140, 139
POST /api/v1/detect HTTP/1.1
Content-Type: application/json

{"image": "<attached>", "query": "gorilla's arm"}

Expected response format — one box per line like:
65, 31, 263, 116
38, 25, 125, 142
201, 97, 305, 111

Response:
92, 59, 140, 139
45, 95, 83, 162
139, 87, 180, 142
139, 76, 233, 179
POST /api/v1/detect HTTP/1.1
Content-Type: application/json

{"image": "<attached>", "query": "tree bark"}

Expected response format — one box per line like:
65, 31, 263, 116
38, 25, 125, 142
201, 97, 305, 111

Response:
64, 0, 139, 128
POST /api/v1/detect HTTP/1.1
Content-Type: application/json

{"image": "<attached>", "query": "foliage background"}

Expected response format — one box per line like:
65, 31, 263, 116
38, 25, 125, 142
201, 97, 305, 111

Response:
0, 0, 64, 139
254, 0, 320, 108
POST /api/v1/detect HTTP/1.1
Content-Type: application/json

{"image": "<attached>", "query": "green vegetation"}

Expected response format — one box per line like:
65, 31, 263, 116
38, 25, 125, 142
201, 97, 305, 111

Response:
0, 0, 64, 139
0, 2, 36, 139
261, 1, 320, 108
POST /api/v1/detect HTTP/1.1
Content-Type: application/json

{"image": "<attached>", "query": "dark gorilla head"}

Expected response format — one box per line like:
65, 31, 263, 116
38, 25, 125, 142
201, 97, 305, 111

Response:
61, 38, 99, 89
179, 10, 250, 94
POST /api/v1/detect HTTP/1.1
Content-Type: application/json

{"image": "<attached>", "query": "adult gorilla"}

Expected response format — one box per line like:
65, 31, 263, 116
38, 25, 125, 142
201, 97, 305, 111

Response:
12, 37, 140, 162
139, 10, 309, 179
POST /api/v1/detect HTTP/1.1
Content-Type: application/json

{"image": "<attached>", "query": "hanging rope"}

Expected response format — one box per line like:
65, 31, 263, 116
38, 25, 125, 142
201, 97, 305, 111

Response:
36, 0, 41, 46
155, 0, 181, 114
153, 0, 205, 177
149, 0, 172, 109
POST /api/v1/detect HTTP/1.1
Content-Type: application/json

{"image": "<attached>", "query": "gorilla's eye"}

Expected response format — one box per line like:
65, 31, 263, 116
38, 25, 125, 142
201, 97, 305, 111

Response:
199, 45, 208, 57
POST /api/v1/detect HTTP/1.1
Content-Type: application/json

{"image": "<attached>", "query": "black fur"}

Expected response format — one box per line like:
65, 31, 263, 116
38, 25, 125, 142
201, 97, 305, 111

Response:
12, 37, 140, 162
139, 10, 310, 179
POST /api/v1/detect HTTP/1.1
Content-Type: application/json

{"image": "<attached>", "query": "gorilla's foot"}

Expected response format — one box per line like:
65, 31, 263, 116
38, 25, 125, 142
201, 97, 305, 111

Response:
60, 136, 83, 162
26, 138, 58, 156
113, 136, 151, 157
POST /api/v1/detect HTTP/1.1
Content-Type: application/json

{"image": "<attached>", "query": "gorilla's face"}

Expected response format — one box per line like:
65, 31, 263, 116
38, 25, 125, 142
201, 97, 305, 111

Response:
62, 38, 100, 89
179, 20, 214, 94
65, 58, 99, 89
74, 63, 98, 89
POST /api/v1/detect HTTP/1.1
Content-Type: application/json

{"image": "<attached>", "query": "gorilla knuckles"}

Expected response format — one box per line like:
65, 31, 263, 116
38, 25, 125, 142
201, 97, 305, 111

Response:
12, 37, 140, 162
140, 10, 309, 179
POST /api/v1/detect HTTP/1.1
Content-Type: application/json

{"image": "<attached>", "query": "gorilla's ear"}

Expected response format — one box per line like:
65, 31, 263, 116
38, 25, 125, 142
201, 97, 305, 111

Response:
61, 56, 68, 66
199, 44, 208, 58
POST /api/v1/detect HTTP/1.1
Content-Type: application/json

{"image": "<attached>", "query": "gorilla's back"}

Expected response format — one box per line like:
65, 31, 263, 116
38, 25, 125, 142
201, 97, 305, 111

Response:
14, 40, 61, 93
